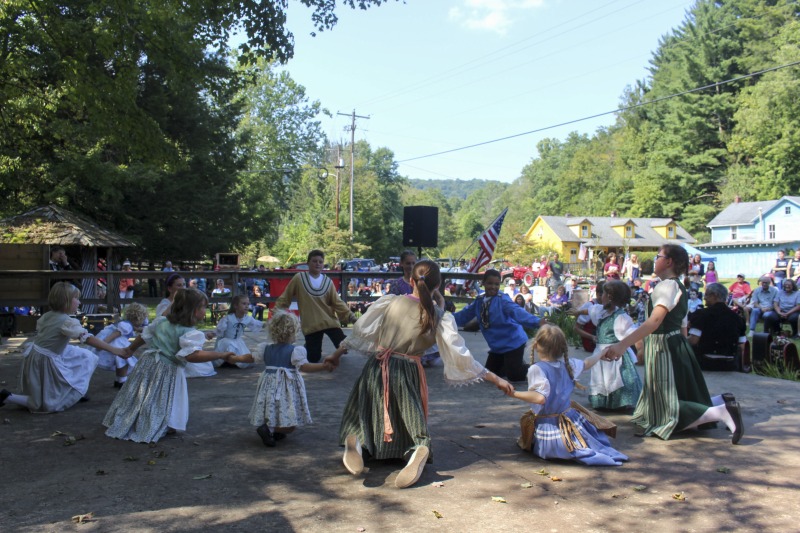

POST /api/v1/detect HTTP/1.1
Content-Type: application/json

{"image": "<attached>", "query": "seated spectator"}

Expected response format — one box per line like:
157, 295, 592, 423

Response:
764, 279, 800, 338
687, 290, 703, 313
537, 285, 569, 316
644, 274, 660, 294
729, 274, 752, 305
504, 279, 519, 299
688, 283, 747, 370
748, 276, 779, 336
771, 250, 790, 285
565, 278, 579, 298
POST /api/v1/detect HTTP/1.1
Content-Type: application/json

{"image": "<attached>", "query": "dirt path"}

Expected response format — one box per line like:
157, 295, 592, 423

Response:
1, 329, 798, 532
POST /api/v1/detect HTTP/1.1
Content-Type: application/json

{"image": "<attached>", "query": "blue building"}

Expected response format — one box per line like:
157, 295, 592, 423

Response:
696, 196, 800, 278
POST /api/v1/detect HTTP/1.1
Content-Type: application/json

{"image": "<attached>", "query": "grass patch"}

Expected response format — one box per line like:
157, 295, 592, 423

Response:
755, 360, 800, 381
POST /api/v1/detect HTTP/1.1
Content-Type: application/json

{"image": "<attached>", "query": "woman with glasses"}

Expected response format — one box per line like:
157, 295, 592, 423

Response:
601, 244, 744, 444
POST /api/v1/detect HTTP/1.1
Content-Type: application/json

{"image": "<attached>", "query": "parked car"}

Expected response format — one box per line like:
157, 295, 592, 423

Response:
337, 258, 380, 272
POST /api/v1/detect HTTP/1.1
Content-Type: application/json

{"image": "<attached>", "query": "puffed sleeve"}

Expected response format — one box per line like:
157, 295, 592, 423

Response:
243, 314, 264, 332
342, 294, 396, 353
436, 313, 489, 385
176, 328, 207, 359
651, 280, 682, 311
613, 313, 637, 340
588, 303, 604, 326
569, 358, 586, 378
527, 364, 550, 397
117, 321, 135, 338
215, 315, 228, 337
61, 317, 91, 342
291, 346, 310, 368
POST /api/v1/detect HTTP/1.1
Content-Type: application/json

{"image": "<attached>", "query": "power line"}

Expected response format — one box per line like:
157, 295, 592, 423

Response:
397, 60, 800, 164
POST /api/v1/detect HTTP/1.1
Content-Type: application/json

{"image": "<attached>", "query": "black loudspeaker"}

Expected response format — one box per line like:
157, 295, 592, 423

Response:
403, 206, 438, 248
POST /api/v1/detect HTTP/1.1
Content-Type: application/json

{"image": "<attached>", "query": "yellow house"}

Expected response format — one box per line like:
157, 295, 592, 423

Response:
524, 215, 695, 264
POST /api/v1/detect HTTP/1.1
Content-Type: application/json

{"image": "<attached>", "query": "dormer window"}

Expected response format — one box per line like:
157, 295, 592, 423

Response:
625, 225, 633, 238
668, 226, 675, 238
786, 206, 792, 215
581, 225, 589, 238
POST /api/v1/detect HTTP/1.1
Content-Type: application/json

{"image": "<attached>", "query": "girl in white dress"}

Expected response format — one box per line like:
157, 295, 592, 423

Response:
0, 283, 126, 412
227, 311, 331, 447
103, 288, 234, 443
213, 295, 263, 369
93, 302, 148, 388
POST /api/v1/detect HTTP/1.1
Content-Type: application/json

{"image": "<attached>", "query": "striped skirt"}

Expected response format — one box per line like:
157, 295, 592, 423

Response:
631, 331, 713, 439
339, 354, 430, 462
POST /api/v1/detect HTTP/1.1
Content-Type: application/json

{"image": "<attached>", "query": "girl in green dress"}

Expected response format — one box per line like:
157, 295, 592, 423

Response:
601, 244, 744, 444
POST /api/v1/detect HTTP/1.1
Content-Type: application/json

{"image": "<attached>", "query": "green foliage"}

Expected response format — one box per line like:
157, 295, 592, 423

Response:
407, 178, 501, 200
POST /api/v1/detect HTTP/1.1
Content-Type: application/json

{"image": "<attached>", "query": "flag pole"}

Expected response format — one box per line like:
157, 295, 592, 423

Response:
454, 207, 508, 266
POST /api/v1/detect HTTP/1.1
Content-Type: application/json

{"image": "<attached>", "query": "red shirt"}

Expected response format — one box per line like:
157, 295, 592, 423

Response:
729, 281, 751, 299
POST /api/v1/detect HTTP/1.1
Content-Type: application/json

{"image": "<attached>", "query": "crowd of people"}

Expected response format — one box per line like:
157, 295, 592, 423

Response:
2, 244, 762, 492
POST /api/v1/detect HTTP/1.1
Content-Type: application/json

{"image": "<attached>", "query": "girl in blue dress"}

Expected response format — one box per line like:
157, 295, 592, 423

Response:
509, 324, 628, 466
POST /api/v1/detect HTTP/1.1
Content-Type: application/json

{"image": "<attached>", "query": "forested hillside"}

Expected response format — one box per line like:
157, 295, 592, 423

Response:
408, 179, 502, 200
2, 0, 798, 265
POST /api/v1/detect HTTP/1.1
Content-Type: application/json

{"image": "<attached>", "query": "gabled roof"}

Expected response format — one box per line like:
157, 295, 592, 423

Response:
707, 196, 800, 227
0, 205, 135, 247
531, 216, 694, 247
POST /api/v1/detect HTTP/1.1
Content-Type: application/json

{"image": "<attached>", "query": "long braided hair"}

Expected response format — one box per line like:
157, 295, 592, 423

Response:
532, 324, 580, 383
411, 259, 441, 335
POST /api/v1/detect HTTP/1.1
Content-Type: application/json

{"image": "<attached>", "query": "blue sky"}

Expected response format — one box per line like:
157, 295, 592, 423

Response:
278, 0, 694, 183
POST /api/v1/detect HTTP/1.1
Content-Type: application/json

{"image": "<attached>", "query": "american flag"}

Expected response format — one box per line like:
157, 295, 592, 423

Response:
465, 208, 508, 288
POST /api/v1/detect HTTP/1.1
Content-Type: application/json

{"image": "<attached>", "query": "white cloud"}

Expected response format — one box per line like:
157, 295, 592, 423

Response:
449, 0, 546, 34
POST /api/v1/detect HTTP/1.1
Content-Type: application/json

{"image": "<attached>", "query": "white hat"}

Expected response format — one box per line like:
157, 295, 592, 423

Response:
508, 279, 516, 285
122, 260, 131, 267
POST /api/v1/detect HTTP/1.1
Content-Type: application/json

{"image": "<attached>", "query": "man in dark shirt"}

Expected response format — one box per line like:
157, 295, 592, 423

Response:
688, 283, 746, 370
548, 253, 565, 285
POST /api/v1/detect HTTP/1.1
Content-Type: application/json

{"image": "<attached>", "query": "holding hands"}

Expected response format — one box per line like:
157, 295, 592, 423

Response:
600, 343, 625, 361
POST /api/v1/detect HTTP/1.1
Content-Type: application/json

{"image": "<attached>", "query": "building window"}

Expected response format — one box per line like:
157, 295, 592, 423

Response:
786, 206, 791, 215
581, 225, 589, 238
731, 227, 737, 240
668, 226, 675, 238
769, 224, 776, 239
570, 249, 577, 262
625, 225, 633, 238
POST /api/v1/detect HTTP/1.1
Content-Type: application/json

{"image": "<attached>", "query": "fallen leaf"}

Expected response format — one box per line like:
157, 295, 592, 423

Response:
535, 468, 550, 476
431, 481, 445, 488
193, 474, 212, 480
71, 512, 95, 524
357, 528, 366, 532
611, 494, 627, 499
491, 496, 507, 503
432, 510, 443, 519
717, 467, 731, 474
672, 492, 686, 501
520, 482, 533, 489
550, 476, 562, 482
124, 456, 138, 462
152, 450, 167, 458
147, 460, 156, 465
52, 431, 68, 437
474, 424, 486, 428
632, 485, 646, 492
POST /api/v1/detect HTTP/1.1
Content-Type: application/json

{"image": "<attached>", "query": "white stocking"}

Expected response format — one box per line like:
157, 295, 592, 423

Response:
711, 395, 725, 406
683, 404, 735, 433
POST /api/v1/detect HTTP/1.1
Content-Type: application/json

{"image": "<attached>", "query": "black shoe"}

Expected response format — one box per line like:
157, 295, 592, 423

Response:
0, 389, 10, 407
726, 401, 744, 445
113, 381, 124, 389
256, 425, 276, 447
273, 432, 287, 441
79, 396, 90, 403
722, 392, 735, 404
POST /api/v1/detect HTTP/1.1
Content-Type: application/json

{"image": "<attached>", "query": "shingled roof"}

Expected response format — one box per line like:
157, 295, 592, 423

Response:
0, 205, 135, 247
535, 216, 695, 247
707, 196, 800, 227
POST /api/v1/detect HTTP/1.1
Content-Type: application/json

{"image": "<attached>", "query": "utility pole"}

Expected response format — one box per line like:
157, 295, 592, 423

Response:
333, 146, 345, 228
337, 109, 369, 241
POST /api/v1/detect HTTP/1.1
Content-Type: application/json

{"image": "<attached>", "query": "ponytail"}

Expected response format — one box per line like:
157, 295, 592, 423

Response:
411, 260, 442, 335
